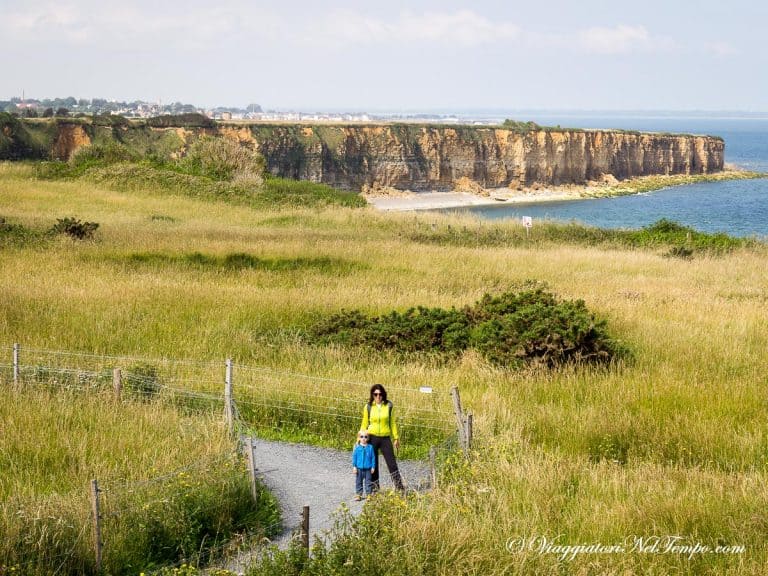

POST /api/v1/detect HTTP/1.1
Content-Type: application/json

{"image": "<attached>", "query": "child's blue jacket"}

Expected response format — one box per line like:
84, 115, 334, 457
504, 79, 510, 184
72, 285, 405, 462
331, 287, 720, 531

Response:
352, 443, 375, 469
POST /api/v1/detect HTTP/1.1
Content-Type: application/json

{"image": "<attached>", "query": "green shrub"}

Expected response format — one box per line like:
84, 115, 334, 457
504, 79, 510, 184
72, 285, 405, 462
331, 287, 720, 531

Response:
147, 113, 215, 128
260, 177, 366, 208
49, 217, 99, 240
664, 246, 694, 260
69, 142, 137, 170
35, 147, 365, 209
0, 216, 36, 246
410, 218, 755, 254
501, 118, 541, 132
178, 137, 265, 185
627, 219, 745, 253
0, 113, 52, 160
310, 287, 625, 368
314, 307, 470, 353
91, 114, 130, 127
470, 292, 616, 367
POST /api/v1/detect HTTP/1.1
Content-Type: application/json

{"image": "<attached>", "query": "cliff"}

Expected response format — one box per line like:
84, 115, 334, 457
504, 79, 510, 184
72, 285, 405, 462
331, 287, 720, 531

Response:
248, 124, 724, 191
0, 115, 724, 191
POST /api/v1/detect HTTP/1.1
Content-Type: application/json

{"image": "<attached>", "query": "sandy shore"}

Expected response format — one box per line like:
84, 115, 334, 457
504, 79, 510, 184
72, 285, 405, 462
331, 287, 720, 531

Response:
364, 169, 764, 211
365, 188, 585, 211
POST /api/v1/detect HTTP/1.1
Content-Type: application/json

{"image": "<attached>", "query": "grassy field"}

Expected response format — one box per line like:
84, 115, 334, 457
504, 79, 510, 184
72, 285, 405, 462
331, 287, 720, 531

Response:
2, 160, 767, 574
0, 384, 280, 576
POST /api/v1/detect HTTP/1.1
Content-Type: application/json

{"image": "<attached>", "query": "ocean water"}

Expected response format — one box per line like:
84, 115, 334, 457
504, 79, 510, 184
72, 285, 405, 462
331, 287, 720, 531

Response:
438, 116, 768, 238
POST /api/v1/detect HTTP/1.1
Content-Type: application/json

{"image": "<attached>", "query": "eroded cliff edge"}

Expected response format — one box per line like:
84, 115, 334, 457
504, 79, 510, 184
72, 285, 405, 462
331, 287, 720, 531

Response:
1, 117, 724, 191
247, 125, 723, 191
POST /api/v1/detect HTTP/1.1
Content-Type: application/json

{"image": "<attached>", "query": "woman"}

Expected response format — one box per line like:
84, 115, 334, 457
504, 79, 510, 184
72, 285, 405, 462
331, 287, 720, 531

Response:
360, 384, 404, 492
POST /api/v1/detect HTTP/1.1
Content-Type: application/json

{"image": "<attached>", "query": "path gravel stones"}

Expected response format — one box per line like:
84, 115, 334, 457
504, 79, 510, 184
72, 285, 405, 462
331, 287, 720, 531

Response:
224, 437, 430, 574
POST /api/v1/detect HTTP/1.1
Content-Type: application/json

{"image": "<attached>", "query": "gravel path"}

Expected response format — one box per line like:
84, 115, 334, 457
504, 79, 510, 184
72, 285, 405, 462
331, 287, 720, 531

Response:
224, 437, 431, 573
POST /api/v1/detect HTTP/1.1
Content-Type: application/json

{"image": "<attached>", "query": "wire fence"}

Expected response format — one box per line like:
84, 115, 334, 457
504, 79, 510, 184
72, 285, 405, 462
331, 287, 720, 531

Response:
1, 343, 468, 574
1, 343, 457, 454
0, 439, 282, 575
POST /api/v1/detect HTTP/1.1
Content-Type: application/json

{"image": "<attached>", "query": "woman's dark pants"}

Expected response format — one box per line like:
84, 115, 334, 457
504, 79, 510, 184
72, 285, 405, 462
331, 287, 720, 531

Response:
368, 434, 404, 491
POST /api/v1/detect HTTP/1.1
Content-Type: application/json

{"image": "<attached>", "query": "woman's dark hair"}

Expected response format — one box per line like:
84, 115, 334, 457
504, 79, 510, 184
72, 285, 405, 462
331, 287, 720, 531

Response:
369, 384, 388, 404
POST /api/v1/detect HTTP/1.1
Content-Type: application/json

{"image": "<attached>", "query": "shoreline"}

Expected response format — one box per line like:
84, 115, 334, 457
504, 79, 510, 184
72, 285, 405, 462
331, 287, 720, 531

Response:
365, 170, 766, 212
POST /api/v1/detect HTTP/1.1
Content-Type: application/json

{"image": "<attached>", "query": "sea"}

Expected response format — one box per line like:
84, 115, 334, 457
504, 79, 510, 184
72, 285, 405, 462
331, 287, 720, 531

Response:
435, 114, 768, 238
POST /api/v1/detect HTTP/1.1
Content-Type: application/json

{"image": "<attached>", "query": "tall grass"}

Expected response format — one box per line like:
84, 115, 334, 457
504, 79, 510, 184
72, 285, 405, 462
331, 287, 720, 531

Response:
2, 161, 768, 573
0, 384, 279, 575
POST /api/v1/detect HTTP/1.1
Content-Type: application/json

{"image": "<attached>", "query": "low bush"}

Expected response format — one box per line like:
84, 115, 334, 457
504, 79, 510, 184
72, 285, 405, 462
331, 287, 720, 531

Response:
664, 246, 694, 260
113, 251, 361, 275
313, 307, 471, 353
178, 137, 266, 185
49, 217, 99, 240
91, 114, 130, 127
470, 292, 616, 367
0, 216, 36, 246
260, 177, 367, 208
626, 218, 744, 252
35, 143, 138, 179
501, 118, 541, 132
146, 113, 215, 128
409, 218, 755, 254
36, 158, 366, 209
69, 142, 136, 169
310, 286, 625, 368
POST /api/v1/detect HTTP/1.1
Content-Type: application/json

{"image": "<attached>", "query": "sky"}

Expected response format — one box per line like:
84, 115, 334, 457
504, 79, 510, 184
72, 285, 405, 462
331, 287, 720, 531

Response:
2, 0, 767, 112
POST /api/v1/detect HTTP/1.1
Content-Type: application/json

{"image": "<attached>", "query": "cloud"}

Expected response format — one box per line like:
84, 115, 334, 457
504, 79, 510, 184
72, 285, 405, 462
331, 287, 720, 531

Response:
2, 3, 94, 44
704, 41, 739, 57
301, 11, 681, 58
305, 10, 519, 47
0, 1, 261, 51
1, 3, 682, 60
576, 24, 673, 55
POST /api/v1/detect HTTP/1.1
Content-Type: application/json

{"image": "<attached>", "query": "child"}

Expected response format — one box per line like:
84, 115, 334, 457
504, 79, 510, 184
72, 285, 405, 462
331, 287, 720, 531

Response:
352, 430, 375, 500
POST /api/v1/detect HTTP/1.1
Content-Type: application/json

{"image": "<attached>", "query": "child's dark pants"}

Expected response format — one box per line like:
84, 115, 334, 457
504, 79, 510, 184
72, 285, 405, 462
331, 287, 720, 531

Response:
355, 468, 372, 496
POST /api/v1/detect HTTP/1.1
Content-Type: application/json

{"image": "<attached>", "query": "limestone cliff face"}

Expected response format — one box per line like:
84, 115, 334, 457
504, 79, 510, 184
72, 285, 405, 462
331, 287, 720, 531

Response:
252, 125, 724, 191
5, 119, 724, 190
51, 124, 92, 160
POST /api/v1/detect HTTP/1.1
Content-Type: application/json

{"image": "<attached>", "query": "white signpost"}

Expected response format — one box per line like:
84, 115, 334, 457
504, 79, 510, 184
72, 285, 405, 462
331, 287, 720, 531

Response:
522, 216, 533, 238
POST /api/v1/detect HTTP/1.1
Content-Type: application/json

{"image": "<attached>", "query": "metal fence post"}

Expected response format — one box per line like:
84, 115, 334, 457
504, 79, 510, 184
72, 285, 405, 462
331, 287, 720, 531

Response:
13, 343, 20, 386
246, 436, 258, 502
224, 358, 234, 435
450, 386, 467, 453
113, 368, 122, 401
429, 446, 437, 488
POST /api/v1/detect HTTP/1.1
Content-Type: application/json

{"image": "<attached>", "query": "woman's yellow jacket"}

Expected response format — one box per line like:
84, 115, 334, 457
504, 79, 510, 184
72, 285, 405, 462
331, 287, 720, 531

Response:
361, 401, 399, 440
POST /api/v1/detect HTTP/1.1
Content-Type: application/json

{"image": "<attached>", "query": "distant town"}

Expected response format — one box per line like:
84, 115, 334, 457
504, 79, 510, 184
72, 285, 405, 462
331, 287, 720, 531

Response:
0, 96, 468, 124
6, 96, 764, 127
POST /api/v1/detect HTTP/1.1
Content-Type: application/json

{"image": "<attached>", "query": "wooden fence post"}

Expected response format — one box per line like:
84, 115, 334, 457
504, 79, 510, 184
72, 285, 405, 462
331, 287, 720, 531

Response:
465, 412, 473, 452
246, 436, 258, 502
450, 386, 467, 453
90, 479, 103, 574
429, 446, 437, 489
224, 359, 234, 436
301, 505, 310, 555
113, 368, 122, 401
13, 343, 20, 386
